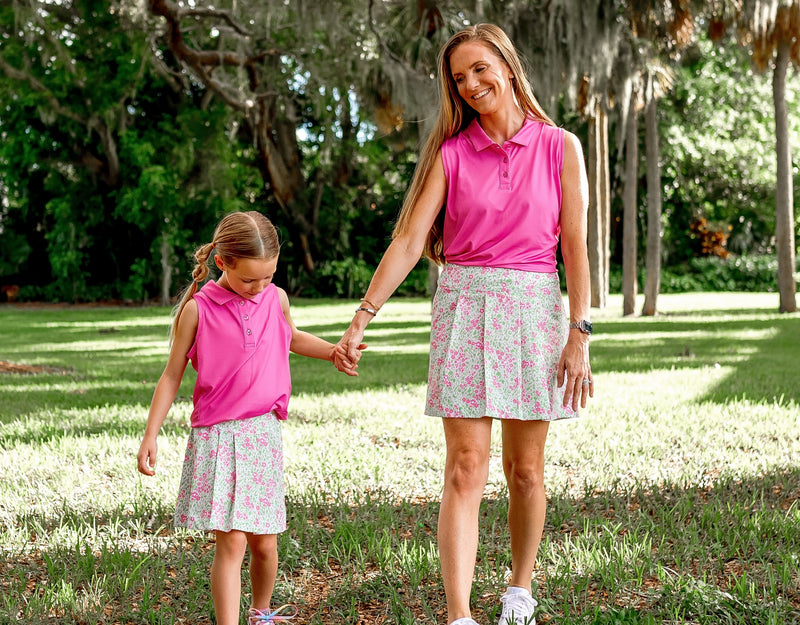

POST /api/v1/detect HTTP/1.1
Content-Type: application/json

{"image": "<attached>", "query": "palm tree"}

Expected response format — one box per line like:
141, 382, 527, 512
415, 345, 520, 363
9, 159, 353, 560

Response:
708, 0, 799, 312
622, 84, 641, 316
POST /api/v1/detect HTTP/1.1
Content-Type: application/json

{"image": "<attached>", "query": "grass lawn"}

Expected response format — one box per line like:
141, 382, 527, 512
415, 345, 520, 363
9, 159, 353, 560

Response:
0, 292, 798, 624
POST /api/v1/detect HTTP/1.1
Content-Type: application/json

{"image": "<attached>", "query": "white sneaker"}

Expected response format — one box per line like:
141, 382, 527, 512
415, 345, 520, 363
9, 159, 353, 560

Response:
450, 619, 480, 625
497, 589, 537, 625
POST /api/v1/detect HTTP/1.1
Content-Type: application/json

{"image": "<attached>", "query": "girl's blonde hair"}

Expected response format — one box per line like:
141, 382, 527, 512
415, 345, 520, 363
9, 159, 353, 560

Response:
392, 23, 556, 264
171, 211, 280, 341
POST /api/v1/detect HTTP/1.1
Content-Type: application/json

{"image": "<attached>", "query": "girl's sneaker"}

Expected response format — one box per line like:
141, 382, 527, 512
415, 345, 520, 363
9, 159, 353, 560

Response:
450, 619, 481, 625
498, 588, 537, 625
248, 604, 298, 624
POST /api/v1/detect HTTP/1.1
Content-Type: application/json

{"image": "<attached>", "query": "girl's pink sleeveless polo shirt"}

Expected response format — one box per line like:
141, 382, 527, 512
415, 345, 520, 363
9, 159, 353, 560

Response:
440, 117, 564, 271
187, 281, 291, 428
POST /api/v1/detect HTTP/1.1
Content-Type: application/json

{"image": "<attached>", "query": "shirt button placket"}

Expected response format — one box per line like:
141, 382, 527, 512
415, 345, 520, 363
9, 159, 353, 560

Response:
240, 301, 255, 347
500, 151, 511, 190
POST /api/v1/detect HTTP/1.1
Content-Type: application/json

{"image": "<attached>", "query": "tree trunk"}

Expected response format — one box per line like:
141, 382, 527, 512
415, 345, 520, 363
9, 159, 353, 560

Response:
160, 231, 172, 306
642, 90, 662, 317
587, 99, 610, 309
428, 262, 441, 300
773, 39, 797, 313
622, 90, 639, 316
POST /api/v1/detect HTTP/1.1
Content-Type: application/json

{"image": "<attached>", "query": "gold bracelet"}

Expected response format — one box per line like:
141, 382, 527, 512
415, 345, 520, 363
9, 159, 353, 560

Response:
361, 298, 380, 311
355, 306, 377, 316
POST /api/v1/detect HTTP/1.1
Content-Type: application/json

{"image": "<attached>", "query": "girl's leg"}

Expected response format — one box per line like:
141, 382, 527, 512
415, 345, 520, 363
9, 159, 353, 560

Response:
438, 417, 493, 623
500, 419, 550, 591
211, 530, 248, 625
247, 533, 279, 611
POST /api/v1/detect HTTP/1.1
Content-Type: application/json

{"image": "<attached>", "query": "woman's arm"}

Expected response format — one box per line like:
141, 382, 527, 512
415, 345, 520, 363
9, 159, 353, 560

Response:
557, 131, 593, 410
340, 152, 448, 361
137, 300, 198, 475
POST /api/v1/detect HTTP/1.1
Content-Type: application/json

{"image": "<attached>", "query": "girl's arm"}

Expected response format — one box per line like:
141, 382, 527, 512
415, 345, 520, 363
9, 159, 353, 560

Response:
136, 300, 198, 476
339, 152, 448, 362
277, 288, 363, 376
557, 130, 593, 410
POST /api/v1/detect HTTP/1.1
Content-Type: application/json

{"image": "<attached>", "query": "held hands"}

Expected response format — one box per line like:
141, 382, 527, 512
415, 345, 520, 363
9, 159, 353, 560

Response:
556, 333, 593, 411
335, 319, 369, 372
332, 342, 367, 376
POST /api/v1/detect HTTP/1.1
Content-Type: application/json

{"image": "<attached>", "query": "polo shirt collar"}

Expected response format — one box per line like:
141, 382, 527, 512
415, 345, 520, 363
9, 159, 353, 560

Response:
464, 116, 538, 151
200, 280, 266, 306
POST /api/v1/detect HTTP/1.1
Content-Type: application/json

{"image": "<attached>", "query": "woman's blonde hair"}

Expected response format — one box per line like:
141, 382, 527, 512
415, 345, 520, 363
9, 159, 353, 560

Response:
170, 211, 280, 341
392, 23, 556, 264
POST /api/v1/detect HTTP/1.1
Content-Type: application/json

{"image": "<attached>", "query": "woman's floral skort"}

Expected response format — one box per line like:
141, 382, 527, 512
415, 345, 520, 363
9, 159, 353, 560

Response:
174, 412, 286, 534
425, 264, 577, 421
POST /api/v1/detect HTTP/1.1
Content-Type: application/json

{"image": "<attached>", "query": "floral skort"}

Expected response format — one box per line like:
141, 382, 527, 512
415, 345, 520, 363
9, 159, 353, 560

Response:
425, 264, 577, 421
174, 412, 286, 534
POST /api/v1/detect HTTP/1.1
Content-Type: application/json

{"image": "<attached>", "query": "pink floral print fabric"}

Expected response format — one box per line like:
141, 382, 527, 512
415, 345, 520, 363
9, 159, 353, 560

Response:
174, 412, 286, 534
426, 264, 577, 421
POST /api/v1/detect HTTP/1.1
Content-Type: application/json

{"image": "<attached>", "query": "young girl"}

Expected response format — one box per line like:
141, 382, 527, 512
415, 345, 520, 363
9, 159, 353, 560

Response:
137, 211, 361, 625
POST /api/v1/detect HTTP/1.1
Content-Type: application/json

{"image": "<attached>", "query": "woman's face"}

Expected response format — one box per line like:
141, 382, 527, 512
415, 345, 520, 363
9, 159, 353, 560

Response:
449, 41, 515, 116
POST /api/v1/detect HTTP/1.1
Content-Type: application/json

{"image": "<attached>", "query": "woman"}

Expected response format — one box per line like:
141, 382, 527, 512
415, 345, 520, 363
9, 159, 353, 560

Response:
339, 23, 593, 625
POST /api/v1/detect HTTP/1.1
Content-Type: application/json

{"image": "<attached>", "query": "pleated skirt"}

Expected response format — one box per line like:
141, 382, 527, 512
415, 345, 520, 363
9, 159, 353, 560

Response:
425, 264, 577, 421
174, 412, 286, 534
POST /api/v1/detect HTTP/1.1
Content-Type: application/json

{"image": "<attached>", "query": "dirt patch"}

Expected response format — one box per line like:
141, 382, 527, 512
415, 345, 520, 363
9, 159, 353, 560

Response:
0, 360, 72, 375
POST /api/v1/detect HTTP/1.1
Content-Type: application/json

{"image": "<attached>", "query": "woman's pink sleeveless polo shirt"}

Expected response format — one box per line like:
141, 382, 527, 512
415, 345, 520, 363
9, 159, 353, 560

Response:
187, 281, 291, 428
440, 117, 564, 271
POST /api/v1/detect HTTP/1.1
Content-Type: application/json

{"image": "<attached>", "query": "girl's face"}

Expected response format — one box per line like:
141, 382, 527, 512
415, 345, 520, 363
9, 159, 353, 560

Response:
449, 41, 515, 116
215, 255, 278, 299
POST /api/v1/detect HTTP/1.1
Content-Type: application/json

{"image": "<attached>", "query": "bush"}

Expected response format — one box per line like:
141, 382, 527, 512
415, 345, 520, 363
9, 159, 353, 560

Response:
610, 254, 791, 294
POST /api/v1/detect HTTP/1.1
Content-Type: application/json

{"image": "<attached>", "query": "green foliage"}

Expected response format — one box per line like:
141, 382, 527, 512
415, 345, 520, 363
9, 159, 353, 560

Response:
610, 254, 791, 294
2, 4, 799, 302
659, 35, 800, 264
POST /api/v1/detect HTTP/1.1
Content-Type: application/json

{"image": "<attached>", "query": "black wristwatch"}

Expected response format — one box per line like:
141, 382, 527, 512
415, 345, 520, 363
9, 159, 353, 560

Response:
569, 320, 593, 335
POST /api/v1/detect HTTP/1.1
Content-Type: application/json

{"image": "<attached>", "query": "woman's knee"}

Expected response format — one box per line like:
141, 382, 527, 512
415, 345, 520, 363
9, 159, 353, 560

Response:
504, 461, 544, 498
445, 448, 489, 495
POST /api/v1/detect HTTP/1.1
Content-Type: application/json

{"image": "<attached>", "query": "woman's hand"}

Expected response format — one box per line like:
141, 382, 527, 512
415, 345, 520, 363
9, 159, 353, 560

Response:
332, 342, 367, 376
338, 319, 369, 367
556, 333, 593, 410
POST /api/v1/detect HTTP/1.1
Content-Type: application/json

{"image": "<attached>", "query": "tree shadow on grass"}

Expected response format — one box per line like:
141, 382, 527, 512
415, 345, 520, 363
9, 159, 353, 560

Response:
592, 313, 800, 405
4, 468, 799, 624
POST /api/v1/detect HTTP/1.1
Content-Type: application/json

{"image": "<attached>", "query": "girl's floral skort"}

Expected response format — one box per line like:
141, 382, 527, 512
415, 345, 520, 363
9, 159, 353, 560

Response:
425, 264, 577, 421
174, 412, 286, 534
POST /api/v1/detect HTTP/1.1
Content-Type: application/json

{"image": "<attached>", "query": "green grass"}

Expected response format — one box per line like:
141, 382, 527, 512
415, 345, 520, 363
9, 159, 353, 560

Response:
0, 293, 798, 624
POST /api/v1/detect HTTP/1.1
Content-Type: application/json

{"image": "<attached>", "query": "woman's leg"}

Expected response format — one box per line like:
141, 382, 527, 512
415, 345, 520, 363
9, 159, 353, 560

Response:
439, 417, 493, 623
247, 533, 279, 611
500, 419, 550, 591
211, 530, 248, 625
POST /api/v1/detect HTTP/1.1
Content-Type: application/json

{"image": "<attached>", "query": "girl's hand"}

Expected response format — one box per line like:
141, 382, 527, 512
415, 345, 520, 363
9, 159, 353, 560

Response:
137, 437, 158, 476
333, 343, 367, 376
556, 334, 593, 411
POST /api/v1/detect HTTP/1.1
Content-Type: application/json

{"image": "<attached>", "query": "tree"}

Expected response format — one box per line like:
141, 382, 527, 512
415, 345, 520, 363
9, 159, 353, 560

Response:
709, 0, 799, 312
0, 0, 249, 302
642, 72, 663, 316
621, 86, 640, 315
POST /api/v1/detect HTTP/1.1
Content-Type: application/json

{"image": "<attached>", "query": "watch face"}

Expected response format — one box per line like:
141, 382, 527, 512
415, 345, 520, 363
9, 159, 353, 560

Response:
583, 321, 593, 334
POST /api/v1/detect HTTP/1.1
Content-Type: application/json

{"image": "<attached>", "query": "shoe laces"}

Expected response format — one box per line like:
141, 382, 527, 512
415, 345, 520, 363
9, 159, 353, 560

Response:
500, 591, 537, 624
249, 604, 298, 624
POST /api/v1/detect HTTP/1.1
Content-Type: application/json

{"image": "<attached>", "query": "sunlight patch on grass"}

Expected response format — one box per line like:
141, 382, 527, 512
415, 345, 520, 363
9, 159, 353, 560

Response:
32, 340, 168, 354
41, 318, 172, 330
1, 296, 798, 624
